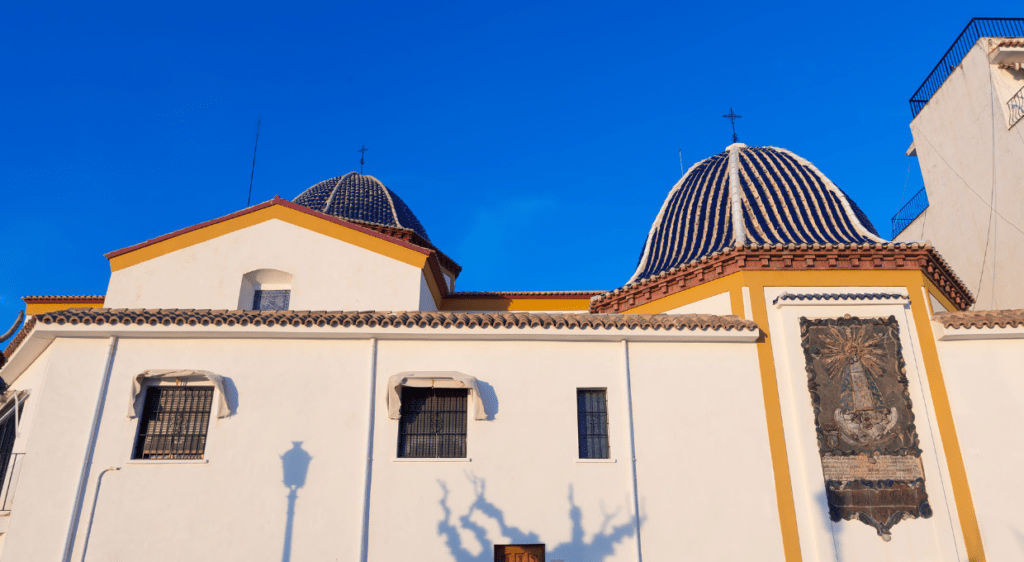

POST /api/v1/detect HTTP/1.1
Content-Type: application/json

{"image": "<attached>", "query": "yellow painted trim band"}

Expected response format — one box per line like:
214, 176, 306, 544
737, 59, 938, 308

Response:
622, 276, 743, 316
906, 281, 985, 561
108, 205, 429, 272
747, 280, 803, 562
25, 302, 104, 315
620, 267, 983, 561
441, 298, 592, 312
422, 270, 443, 310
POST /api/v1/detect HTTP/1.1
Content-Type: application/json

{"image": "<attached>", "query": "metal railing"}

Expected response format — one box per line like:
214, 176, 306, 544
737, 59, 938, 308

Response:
0, 452, 25, 511
1009, 85, 1024, 129
909, 18, 1024, 118
891, 187, 930, 238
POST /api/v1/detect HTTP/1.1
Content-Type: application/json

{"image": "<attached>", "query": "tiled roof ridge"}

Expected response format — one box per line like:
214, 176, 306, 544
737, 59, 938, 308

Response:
933, 309, 1024, 329
1, 317, 36, 366
772, 292, 905, 305
22, 295, 105, 303
629, 145, 884, 283
592, 242, 973, 313
102, 196, 461, 284
449, 291, 605, 299
340, 216, 461, 275
34, 309, 758, 332
992, 39, 1024, 50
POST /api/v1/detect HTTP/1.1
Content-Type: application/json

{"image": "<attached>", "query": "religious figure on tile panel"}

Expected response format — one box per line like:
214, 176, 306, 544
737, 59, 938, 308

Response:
800, 314, 932, 541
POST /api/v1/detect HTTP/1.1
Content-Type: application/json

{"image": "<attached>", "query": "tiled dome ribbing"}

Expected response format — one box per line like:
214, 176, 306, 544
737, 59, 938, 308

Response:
629, 144, 884, 283
293, 172, 431, 242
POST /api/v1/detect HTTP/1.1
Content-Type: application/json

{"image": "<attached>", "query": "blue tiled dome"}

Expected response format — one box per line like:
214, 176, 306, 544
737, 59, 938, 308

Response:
293, 172, 431, 242
630, 144, 884, 283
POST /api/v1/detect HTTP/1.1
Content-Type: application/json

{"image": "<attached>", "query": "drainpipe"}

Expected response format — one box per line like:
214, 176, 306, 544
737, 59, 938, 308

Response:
61, 336, 118, 562
358, 338, 378, 562
80, 466, 120, 562
621, 340, 643, 562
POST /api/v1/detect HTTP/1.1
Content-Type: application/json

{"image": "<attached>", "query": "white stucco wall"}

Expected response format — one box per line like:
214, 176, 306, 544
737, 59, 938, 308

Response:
933, 327, 1024, 562
3, 336, 374, 561
628, 341, 783, 561
0, 324, 774, 562
897, 38, 1024, 310
105, 219, 429, 312
764, 288, 967, 562
2, 338, 114, 562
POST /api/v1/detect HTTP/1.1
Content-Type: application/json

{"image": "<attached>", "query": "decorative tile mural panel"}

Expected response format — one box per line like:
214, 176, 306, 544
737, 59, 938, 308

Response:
800, 315, 932, 540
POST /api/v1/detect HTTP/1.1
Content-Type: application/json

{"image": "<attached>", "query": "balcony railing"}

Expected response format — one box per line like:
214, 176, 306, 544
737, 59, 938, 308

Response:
891, 188, 929, 239
909, 18, 1024, 118
1009, 85, 1024, 129
0, 452, 24, 512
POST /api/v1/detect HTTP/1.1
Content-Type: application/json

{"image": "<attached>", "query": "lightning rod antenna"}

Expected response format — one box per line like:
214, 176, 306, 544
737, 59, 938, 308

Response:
247, 118, 261, 207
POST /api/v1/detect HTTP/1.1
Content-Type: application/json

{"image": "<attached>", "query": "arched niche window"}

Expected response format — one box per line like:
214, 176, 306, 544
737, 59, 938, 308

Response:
239, 269, 293, 311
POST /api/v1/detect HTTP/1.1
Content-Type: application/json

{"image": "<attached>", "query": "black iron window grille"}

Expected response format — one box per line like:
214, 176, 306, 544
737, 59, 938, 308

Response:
1009, 85, 1024, 130
133, 387, 214, 460
577, 389, 609, 459
909, 18, 1024, 118
0, 401, 24, 491
397, 387, 467, 458
253, 289, 290, 311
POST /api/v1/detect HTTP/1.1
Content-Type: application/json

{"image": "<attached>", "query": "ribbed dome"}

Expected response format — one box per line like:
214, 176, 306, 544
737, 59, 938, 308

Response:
630, 144, 884, 283
293, 172, 431, 242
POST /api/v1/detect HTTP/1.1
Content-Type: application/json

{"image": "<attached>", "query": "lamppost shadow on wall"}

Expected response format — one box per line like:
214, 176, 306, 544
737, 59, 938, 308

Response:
281, 441, 312, 562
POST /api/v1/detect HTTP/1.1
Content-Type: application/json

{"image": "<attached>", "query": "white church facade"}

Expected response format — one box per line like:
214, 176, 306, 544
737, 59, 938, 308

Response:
2, 25, 1024, 562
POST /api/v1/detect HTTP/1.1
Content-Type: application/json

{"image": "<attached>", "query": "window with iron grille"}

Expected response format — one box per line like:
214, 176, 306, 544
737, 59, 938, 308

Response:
253, 289, 290, 311
397, 387, 467, 458
0, 401, 24, 491
577, 389, 609, 459
133, 387, 214, 460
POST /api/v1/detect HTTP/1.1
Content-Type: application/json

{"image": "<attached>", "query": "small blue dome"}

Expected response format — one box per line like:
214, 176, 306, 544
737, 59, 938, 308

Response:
293, 172, 431, 242
630, 144, 883, 283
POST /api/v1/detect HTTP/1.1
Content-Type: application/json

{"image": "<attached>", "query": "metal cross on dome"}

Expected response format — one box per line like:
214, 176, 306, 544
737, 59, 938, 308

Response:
722, 108, 742, 143
358, 145, 368, 174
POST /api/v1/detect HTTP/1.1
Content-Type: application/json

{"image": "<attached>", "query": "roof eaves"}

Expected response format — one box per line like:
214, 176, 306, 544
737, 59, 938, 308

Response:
933, 309, 1024, 329
592, 242, 973, 313
35, 309, 759, 333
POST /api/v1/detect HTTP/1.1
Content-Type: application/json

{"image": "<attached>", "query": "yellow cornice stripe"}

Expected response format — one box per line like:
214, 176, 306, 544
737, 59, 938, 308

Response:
441, 298, 592, 312
422, 270, 443, 310
620, 272, 802, 561
107, 205, 429, 273
25, 302, 104, 315
923, 279, 957, 313
619, 276, 744, 316
619, 268, 983, 561
746, 278, 803, 562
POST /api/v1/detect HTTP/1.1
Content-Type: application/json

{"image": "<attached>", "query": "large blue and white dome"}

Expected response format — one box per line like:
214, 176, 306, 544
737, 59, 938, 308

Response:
293, 172, 432, 242
630, 144, 884, 283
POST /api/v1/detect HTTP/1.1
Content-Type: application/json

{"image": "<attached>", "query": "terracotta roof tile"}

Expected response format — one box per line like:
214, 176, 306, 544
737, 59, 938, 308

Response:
1, 317, 35, 366
994, 39, 1024, 49
772, 292, 905, 305
22, 295, 105, 303
933, 309, 1024, 329
592, 242, 973, 313
35, 309, 758, 332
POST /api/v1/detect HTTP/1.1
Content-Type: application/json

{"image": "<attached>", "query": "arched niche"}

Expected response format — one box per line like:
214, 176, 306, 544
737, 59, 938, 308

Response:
239, 269, 294, 310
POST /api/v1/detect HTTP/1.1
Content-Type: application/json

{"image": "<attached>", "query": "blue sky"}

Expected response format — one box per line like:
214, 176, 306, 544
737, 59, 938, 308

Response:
0, 2, 1010, 321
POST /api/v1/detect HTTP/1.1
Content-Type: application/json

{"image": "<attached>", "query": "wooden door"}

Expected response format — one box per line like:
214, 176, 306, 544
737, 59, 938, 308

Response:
494, 544, 544, 562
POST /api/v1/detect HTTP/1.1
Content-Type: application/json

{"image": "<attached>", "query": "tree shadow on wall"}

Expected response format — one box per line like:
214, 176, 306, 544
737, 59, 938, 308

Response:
438, 474, 639, 562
